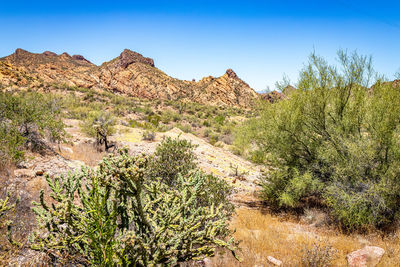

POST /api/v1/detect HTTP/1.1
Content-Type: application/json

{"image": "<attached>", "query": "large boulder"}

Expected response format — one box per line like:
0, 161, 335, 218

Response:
346, 246, 385, 267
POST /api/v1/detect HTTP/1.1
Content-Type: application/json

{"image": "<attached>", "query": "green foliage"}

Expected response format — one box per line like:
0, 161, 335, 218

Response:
260, 168, 323, 208
32, 148, 238, 266
81, 111, 115, 138
176, 123, 192, 133
0, 91, 65, 163
0, 195, 14, 224
214, 114, 226, 125
146, 114, 161, 127
148, 136, 197, 186
142, 130, 156, 141
249, 150, 266, 164
238, 50, 400, 230
0, 194, 20, 249
209, 133, 220, 145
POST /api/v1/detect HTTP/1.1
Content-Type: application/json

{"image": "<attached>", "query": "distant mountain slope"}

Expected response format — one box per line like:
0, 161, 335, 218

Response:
0, 48, 259, 107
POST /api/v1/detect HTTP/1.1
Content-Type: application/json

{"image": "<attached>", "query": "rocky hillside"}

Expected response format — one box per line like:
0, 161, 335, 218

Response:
0, 48, 259, 107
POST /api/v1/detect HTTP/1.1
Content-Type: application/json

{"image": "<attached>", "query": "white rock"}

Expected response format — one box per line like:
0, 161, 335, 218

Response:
267, 255, 282, 266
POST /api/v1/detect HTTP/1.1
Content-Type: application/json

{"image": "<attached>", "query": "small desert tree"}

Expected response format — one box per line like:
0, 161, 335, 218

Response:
236, 50, 400, 231
32, 146, 237, 265
82, 111, 116, 151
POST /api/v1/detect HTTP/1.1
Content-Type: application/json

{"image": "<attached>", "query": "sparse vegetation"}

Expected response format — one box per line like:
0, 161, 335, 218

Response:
0, 193, 20, 263
81, 111, 116, 151
141, 130, 156, 141
0, 91, 65, 164
301, 240, 336, 267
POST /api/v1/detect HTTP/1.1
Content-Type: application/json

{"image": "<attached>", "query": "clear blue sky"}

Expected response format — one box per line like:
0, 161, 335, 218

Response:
1, 1, 399, 92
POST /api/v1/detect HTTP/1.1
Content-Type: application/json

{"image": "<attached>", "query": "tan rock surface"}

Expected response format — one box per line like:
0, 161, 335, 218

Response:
0, 48, 259, 108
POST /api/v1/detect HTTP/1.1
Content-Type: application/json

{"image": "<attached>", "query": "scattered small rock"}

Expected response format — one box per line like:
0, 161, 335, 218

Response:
347, 246, 385, 267
35, 170, 45, 176
267, 255, 282, 266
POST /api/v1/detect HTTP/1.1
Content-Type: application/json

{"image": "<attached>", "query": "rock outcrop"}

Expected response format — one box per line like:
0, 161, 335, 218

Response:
0, 48, 258, 107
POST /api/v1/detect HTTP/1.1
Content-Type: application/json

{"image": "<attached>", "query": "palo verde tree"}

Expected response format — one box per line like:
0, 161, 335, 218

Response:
236, 50, 400, 231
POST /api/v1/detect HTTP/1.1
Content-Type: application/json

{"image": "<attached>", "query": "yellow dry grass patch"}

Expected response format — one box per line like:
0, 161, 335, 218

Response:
59, 143, 105, 166
114, 127, 145, 143
210, 208, 400, 266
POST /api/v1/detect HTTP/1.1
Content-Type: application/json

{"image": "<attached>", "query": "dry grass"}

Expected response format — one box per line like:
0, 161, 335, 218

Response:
209, 208, 400, 266
58, 142, 105, 166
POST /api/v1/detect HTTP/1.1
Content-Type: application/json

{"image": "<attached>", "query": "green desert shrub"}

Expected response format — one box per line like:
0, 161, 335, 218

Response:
176, 123, 192, 133
209, 133, 220, 146
142, 130, 156, 141
146, 114, 161, 127
237, 50, 400, 231
148, 136, 197, 186
32, 147, 237, 266
0, 91, 65, 163
214, 114, 226, 125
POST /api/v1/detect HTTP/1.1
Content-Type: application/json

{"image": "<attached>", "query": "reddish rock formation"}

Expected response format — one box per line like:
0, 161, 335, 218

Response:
72, 54, 92, 64
43, 51, 57, 56
261, 90, 284, 103
60, 52, 71, 57
392, 79, 400, 88
117, 49, 155, 68
0, 48, 259, 107
226, 68, 238, 79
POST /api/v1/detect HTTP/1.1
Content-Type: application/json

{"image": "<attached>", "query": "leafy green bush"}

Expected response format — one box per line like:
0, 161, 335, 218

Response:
214, 114, 226, 125
238, 50, 400, 231
0, 92, 65, 163
32, 148, 238, 266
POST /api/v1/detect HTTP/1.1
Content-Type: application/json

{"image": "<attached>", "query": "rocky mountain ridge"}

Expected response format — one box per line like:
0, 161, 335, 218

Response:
0, 48, 259, 107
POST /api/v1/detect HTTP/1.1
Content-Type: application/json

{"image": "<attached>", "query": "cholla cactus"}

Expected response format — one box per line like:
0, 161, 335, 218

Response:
0, 193, 20, 248
0, 195, 13, 220
32, 148, 238, 266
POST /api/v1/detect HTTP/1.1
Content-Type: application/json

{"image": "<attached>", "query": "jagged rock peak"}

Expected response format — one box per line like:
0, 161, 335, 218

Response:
225, 68, 238, 79
60, 52, 71, 58
43, 51, 57, 56
118, 49, 155, 68
72, 54, 92, 64
15, 48, 29, 55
